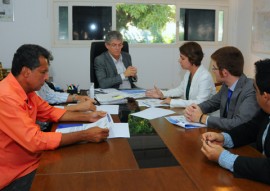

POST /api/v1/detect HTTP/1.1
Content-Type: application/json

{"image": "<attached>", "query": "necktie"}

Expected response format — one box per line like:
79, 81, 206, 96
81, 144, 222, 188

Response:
262, 119, 270, 155
185, 74, 192, 100
224, 89, 233, 118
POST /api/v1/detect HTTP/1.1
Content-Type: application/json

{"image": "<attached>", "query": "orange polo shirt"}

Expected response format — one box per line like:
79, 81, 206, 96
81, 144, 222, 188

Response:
0, 73, 66, 189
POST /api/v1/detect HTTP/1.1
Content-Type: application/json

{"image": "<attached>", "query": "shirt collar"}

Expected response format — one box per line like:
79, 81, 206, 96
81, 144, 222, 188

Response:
109, 53, 122, 64
229, 79, 238, 91
6, 73, 29, 102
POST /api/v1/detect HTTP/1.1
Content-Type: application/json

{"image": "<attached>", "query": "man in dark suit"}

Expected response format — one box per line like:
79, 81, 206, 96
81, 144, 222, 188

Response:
94, 31, 137, 89
201, 59, 270, 185
184, 46, 259, 130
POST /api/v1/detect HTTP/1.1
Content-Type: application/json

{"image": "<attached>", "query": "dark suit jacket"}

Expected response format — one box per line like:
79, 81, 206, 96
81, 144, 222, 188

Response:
198, 74, 260, 130
228, 109, 270, 184
94, 51, 137, 89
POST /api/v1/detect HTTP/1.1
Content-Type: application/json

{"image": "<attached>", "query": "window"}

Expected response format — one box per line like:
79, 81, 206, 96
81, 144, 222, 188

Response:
72, 6, 112, 40
57, 5, 68, 41
179, 8, 225, 42
180, 9, 215, 41
116, 4, 176, 44
53, 1, 228, 46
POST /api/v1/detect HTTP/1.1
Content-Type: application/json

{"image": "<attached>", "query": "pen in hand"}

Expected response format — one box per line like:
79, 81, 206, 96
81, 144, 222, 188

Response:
94, 98, 101, 105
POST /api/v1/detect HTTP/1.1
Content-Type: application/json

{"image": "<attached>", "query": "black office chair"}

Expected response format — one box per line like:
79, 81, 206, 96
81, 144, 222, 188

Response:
90, 41, 129, 88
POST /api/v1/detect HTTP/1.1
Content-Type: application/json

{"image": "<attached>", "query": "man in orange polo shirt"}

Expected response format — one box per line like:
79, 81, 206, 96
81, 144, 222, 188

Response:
0, 44, 109, 190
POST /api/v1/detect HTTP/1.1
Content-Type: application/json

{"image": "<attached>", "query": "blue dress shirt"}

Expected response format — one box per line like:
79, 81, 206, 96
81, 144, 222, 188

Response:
218, 132, 238, 172
36, 83, 69, 104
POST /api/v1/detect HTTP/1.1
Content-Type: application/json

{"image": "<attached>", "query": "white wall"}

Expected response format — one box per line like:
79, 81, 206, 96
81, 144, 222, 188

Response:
1, 0, 269, 91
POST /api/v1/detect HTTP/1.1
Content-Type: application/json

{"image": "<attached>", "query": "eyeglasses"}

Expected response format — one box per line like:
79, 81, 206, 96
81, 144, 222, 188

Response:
109, 43, 123, 49
212, 65, 219, 71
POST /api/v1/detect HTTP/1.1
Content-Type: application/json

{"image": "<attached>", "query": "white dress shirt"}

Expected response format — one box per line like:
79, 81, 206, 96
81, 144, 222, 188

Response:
162, 65, 216, 107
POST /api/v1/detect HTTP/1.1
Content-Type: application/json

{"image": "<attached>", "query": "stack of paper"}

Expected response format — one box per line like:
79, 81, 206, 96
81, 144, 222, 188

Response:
130, 107, 175, 120
165, 115, 206, 129
56, 113, 130, 138
119, 89, 146, 99
137, 99, 169, 107
95, 92, 127, 105
56, 113, 114, 133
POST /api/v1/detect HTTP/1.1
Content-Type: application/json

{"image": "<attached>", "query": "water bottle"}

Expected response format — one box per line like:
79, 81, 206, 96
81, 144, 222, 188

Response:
90, 82, 95, 98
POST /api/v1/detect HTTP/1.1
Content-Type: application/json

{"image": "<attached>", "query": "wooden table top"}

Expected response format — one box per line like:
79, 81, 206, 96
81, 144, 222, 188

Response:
31, 166, 198, 191
31, 107, 270, 191
150, 115, 270, 191
36, 138, 139, 175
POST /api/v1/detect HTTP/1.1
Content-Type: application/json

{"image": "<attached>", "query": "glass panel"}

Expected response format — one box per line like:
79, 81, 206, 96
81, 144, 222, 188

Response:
72, 6, 112, 40
116, 4, 176, 44
218, 10, 224, 42
119, 98, 180, 168
180, 8, 215, 41
58, 6, 68, 40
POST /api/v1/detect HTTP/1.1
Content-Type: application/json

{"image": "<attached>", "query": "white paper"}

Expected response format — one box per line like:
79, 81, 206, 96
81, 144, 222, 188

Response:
130, 107, 175, 120
136, 99, 169, 107
119, 89, 146, 99
56, 114, 130, 138
96, 105, 119, 114
108, 123, 130, 138
56, 113, 114, 133
95, 92, 127, 104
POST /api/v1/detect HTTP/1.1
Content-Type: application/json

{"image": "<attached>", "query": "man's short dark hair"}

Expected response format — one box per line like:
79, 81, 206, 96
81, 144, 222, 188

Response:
211, 46, 244, 77
11, 44, 53, 76
255, 59, 270, 94
105, 31, 123, 44
179, 42, 204, 66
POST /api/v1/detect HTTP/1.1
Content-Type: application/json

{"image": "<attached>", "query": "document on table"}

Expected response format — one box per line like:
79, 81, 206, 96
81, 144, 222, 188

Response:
96, 105, 119, 114
119, 89, 146, 99
108, 123, 130, 138
95, 92, 127, 105
130, 107, 175, 120
56, 114, 129, 138
165, 115, 206, 129
54, 104, 119, 115
136, 99, 169, 107
56, 113, 113, 132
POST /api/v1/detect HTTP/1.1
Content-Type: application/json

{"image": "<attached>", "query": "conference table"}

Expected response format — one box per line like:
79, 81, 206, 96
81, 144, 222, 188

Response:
30, 105, 270, 191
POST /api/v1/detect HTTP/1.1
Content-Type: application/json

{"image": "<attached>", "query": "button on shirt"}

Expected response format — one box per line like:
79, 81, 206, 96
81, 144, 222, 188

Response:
0, 73, 66, 189
110, 54, 131, 89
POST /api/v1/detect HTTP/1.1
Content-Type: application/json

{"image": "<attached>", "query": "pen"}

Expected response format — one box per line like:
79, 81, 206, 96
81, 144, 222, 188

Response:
142, 101, 151, 107
94, 98, 101, 105
106, 113, 111, 122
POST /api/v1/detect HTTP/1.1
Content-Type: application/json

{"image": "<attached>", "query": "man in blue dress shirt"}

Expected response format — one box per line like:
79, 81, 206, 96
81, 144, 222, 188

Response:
37, 82, 96, 112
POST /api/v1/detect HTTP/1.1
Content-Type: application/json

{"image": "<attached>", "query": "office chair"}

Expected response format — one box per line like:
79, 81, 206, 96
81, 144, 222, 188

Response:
90, 41, 129, 88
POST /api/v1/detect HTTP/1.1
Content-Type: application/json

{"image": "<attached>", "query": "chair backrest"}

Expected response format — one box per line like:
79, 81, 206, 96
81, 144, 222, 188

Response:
90, 41, 129, 88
